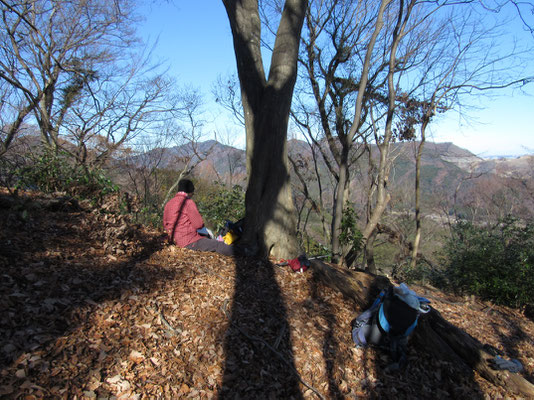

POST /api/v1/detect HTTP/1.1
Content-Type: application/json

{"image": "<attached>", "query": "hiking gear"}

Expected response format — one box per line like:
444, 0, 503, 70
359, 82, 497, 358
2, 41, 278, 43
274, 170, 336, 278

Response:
223, 231, 238, 245
352, 291, 385, 347
492, 356, 523, 373
277, 255, 310, 272
351, 284, 431, 366
218, 219, 244, 237
217, 219, 244, 245
197, 227, 214, 238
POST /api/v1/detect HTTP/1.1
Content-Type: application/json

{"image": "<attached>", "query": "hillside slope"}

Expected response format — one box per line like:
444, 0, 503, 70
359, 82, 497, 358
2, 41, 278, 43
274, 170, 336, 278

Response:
1, 190, 533, 398
147, 140, 533, 219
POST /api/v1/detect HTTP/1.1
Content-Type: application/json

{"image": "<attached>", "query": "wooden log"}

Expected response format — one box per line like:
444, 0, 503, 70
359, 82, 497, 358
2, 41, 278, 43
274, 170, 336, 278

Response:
309, 260, 534, 397
309, 259, 390, 307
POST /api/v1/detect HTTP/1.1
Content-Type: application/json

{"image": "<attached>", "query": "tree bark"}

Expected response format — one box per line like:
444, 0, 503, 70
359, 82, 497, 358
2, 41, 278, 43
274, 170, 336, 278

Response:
410, 122, 428, 269
331, 154, 348, 263
223, 0, 308, 258
310, 259, 534, 398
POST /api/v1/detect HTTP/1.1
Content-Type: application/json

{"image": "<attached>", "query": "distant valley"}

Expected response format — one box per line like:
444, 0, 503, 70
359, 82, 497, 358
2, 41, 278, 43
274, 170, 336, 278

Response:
145, 139, 533, 220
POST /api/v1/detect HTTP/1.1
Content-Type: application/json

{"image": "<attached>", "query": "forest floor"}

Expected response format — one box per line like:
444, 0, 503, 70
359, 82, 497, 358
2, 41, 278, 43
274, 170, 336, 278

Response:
1, 189, 533, 399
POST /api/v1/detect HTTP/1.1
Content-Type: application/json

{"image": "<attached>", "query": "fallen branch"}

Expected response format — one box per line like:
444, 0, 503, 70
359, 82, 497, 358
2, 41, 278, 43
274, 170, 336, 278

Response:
147, 306, 182, 337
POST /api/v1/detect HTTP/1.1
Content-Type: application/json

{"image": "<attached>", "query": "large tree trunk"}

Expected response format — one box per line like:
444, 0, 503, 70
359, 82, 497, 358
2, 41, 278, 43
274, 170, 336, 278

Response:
223, 0, 307, 259
310, 260, 534, 398
244, 106, 299, 258
361, 144, 391, 273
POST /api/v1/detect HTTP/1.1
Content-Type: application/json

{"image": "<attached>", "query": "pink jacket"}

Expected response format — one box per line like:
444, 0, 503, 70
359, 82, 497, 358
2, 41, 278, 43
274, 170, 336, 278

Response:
163, 192, 204, 247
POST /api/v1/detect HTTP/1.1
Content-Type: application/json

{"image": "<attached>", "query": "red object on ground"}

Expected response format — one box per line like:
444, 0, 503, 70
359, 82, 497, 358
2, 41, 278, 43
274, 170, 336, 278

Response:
287, 257, 308, 272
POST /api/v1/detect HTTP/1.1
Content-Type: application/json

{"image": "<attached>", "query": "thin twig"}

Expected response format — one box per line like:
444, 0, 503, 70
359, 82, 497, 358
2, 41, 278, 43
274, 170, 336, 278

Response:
148, 306, 182, 336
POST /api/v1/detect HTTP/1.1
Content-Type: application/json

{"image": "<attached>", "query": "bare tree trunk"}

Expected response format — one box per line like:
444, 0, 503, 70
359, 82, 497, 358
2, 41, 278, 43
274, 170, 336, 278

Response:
363, 229, 378, 274
223, 0, 307, 259
410, 122, 428, 269
348, 0, 391, 271
361, 144, 392, 244
331, 155, 349, 264
289, 156, 329, 244
361, 0, 416, 270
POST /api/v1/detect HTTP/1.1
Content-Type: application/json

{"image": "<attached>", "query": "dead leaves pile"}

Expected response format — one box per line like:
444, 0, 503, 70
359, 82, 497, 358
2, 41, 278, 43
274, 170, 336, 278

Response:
1, 189, 533, 399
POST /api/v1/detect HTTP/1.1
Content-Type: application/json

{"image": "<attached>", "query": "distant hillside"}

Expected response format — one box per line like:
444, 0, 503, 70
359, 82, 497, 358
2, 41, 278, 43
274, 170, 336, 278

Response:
145, 139, 533, 219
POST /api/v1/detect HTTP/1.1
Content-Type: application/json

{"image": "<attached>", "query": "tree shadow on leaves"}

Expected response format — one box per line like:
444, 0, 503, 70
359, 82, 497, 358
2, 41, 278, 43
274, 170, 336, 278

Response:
491, 317, 534, 384
374, 297, 486, 399
0, 200, 177, 397
219, 258, 303, 398
307, 264, 487, 399
307, 271, 345, 399
218, 38, 305, 395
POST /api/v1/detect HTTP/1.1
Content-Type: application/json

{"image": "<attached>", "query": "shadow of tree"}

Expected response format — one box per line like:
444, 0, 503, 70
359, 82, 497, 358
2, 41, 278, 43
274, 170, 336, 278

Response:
492, 317, 534, 383
376, 302, 486, 399
308, 272, 342, 399
309, 261, 487, 398
220, 258, 302, 398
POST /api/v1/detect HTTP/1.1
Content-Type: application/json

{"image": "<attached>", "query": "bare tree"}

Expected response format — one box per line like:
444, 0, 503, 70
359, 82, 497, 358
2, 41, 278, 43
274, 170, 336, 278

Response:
0, 80, 38, 158
292, 0, 436, 270
407, 6, 534, 268
222, 0, 308, 258
112, 85, 220, 217
0, 0, 175, 167
292, 0, 377, 264
212, 74, 245, 127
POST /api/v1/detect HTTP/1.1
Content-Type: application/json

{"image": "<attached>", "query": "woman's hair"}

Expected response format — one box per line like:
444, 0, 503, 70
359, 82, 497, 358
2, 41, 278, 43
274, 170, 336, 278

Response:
177, 179, 195, 194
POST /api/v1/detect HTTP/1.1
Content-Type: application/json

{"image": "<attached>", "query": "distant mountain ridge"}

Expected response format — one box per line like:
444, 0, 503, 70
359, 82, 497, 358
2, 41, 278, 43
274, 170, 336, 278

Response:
149, 139, 532, 219
157, 139, 532, 184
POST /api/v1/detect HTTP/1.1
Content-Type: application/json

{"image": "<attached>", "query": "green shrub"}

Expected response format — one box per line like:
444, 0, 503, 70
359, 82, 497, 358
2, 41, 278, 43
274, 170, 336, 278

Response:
195, 183, 245, 232
339, 205, 363, 252
444, 216, 534, 308
134, 206, 163, 228
397, 259, 447, 288
15, 149, 118, 198
298, 232, 330, 260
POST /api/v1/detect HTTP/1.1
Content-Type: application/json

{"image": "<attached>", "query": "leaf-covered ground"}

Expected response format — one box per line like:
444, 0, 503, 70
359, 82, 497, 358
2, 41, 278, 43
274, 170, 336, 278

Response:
1, 190, 533, 399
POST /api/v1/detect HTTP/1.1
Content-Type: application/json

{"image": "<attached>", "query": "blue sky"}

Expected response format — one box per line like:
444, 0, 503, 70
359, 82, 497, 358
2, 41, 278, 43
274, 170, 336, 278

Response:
139, 2, 533, 157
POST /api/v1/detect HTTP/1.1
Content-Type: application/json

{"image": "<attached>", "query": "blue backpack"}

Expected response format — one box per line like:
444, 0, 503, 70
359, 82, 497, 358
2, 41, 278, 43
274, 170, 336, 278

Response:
352, 284, 430, 365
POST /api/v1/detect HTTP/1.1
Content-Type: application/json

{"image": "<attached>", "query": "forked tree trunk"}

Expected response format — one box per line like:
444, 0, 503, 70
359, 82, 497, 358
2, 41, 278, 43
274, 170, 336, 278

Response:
223, 0, 308, 258
310, 260, 534, 398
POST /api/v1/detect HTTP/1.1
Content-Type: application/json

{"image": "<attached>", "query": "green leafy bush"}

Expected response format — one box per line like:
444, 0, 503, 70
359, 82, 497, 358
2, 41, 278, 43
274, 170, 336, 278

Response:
339, 205, 363, 252
134, 206, 163, 228
15, 149, 118, 198
396, 259, 447, 288
444, 217, 534, 308
195, 183, 245, 232
302, 236, 330, 260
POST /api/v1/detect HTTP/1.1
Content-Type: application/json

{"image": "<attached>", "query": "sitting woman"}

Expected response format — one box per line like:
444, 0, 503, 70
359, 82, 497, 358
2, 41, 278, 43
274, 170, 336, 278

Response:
163, 179, 234, 256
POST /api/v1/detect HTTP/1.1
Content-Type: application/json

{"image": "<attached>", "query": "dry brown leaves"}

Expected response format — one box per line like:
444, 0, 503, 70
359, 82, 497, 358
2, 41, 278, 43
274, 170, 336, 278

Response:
1, 189, 533, 399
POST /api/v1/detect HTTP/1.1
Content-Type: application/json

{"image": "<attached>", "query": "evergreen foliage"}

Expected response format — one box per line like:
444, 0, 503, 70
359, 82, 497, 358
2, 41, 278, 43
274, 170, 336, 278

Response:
339, 206, 363, 252
195, 183, 245, 232
15, 149, 118, 198
444, 217, 534, 309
